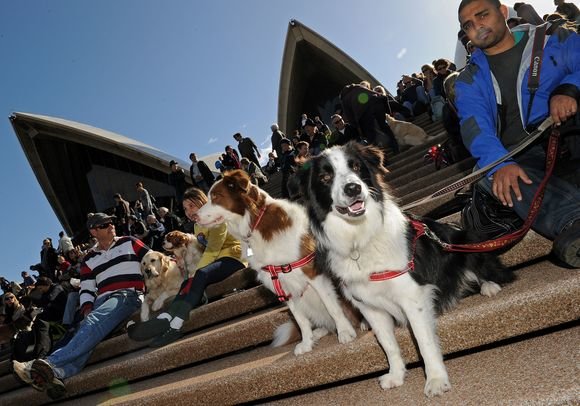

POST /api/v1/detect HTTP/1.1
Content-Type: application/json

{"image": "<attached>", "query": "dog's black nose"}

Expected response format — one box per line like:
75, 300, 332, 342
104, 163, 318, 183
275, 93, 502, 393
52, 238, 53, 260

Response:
344, 182, 361, 197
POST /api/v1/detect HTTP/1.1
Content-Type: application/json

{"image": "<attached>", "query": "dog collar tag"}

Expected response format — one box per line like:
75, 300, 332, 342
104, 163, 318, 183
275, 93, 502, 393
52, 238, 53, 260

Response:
246, 247, 254, 257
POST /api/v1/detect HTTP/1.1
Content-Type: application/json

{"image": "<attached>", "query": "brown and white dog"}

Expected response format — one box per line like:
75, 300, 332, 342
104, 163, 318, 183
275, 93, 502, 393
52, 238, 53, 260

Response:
140, 250, 183, 321
196, 170, 359, 355
162, 230, 203, 278
386, 114, 429, 146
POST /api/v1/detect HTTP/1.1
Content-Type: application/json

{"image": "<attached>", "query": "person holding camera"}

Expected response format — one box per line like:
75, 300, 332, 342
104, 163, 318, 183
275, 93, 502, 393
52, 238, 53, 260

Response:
456, 0, 580, 267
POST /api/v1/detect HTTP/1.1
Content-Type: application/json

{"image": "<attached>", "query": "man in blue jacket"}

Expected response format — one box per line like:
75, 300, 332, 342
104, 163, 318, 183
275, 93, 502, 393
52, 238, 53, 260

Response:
456, 0, 580, 267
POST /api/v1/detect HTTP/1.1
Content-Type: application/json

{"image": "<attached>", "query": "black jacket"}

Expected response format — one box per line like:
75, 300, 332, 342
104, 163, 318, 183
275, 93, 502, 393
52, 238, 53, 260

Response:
37, 284, 67, 322
189, 160, 215, 188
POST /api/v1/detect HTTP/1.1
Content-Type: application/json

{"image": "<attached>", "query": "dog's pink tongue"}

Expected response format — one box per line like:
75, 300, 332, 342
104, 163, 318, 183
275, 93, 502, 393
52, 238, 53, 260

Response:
349, 201, 364, 211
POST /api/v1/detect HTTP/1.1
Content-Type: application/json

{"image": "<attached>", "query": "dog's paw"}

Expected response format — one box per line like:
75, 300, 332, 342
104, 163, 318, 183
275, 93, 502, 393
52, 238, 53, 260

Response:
151, 301, 163, 312
379, 370, 405, 390
337, 326, 357, 344
424, 376, 451, 397
359, 320, 370, 332
480, 281, 501, 297
312, 328, 329, 341
294, 340, 313, 355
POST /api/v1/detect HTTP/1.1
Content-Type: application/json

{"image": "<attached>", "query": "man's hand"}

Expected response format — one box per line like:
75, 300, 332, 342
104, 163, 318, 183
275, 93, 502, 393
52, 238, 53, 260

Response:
491, 163, 533, 207
550, 95, 578, 126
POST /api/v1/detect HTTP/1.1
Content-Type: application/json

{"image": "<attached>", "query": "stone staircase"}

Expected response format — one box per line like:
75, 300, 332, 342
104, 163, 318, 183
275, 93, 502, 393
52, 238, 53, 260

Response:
1, 114, 578, 405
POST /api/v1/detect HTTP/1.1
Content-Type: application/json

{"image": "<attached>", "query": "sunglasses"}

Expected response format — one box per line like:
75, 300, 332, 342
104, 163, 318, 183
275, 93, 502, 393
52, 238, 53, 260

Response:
332, 120, 342, 125
94, 222, 113, 230
4, 297, 15, 302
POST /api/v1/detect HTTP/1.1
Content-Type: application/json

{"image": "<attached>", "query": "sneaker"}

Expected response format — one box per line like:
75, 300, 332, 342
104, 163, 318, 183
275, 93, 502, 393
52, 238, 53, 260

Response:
30, 359, 56, 388
553, 221, 580, 268
148, 328, 184, 348
12, 360, 43, 391
46, 376, 67, 400
127, 318, 170, 341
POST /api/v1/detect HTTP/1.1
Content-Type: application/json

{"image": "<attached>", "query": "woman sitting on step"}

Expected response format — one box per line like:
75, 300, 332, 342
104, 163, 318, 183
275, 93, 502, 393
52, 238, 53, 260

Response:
128, 187, 247, 347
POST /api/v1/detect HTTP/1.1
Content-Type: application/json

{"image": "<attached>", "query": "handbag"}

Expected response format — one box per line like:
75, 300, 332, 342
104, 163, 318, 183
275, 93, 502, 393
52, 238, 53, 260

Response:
460, 184, 524, 240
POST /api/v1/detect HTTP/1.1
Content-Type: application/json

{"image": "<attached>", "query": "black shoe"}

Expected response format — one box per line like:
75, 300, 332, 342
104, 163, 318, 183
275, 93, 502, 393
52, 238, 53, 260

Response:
128, 318, 170, 341
149, 328, 183, 348
46, 376, 67, 400
553, 221, 580, 268
28, 359, 62, 395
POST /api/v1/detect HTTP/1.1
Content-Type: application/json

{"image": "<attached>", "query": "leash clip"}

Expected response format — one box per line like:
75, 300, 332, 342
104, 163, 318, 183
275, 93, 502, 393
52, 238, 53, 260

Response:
423, 226, 451, 250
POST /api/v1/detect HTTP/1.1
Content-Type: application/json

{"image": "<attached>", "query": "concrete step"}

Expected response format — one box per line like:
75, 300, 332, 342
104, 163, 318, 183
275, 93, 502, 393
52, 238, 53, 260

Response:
46, 261, 579, 405
387, 133, 447, 166
390, 157, 475, 190
269, 325, 580, 405
399, 170, 470, 207
385, 131, 447, 173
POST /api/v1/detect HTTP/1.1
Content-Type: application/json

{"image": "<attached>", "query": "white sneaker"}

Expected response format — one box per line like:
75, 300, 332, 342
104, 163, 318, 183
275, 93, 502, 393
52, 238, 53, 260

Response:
12, 360, 43, 391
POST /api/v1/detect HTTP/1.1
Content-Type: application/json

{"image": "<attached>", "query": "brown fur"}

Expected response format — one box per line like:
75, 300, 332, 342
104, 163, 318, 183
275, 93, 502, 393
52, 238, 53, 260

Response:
213, 171, 293, 242
162, 231, 203, 277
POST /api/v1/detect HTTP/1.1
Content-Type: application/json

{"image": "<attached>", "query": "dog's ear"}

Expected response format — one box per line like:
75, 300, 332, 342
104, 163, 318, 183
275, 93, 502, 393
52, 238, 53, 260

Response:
160, 254, 170, 274
355, 143, 387, 173
165, 231, 176, 243
223, 170, 251, 193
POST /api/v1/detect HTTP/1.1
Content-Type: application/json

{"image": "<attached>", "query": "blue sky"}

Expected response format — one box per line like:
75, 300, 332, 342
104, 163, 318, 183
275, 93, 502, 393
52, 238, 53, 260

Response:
0, 1, 554, 285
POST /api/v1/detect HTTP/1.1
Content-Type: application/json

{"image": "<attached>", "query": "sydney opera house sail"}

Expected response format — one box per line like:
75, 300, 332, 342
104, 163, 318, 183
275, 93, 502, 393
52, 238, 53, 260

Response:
11, 20, 384, 240
10, 112, 190, 239
278, 19, 385, 135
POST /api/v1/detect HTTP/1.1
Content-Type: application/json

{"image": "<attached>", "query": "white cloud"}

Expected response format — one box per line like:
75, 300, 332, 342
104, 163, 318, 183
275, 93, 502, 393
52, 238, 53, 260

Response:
259, 147, 272, 166
396, 48, 407, 59
208, 137, 218, 144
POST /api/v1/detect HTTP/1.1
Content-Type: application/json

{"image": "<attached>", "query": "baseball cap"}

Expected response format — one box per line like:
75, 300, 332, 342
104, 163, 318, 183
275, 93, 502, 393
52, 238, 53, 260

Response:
86, 213, 116, 229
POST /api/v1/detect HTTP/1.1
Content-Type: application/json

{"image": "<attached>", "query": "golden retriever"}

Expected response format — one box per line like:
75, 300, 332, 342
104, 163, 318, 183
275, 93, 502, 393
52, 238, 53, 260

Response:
386, 114, 430, 146
140, 250, 184, 321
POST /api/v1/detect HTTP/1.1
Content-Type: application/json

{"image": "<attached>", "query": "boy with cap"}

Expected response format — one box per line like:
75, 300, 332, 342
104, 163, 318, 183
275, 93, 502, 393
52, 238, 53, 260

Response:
13, 213, 149, 399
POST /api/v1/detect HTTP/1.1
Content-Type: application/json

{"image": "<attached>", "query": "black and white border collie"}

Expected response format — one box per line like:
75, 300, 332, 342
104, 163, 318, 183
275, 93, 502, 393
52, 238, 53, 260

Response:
299, 142, 515, 397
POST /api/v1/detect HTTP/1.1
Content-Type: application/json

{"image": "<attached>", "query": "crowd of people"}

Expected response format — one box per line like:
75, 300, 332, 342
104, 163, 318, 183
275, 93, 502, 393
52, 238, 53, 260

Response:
2, 0, 579, 400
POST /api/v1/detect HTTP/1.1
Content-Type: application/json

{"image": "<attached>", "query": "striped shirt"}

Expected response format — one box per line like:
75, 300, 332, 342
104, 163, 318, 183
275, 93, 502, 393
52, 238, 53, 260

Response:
79, 236, 149, 313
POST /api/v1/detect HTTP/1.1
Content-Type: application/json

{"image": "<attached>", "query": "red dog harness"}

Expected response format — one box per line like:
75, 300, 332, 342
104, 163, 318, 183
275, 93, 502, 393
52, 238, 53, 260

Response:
250, 203, 316, 302
369, 219, 425, 282
262, 252, 316, 302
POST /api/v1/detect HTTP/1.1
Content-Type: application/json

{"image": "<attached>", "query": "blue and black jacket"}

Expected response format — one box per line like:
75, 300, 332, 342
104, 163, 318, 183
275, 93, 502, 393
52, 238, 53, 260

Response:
455, 23, 580, 176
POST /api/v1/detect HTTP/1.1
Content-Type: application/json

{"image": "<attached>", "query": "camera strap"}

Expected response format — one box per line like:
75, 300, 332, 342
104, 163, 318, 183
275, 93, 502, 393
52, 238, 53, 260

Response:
524, 23, 547, 126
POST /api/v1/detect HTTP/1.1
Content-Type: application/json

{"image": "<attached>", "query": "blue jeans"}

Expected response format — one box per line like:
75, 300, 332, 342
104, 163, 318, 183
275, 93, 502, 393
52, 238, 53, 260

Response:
479, 144, 580, 239
46, 289, 142, 379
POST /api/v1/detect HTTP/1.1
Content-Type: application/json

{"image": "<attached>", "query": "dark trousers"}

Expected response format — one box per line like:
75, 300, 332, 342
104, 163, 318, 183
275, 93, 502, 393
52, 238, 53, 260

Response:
359, 110, 400, 155
168, 257, 246, 320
